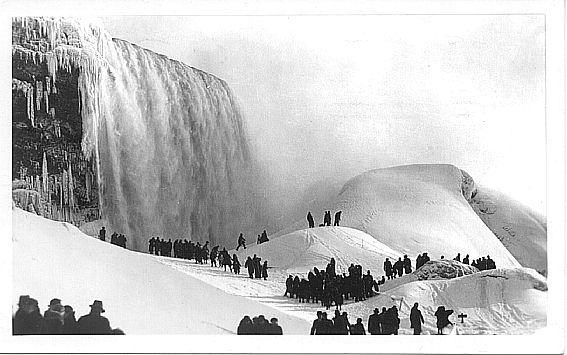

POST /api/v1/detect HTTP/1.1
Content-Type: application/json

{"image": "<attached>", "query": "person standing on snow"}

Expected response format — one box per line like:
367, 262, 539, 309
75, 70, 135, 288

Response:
434, 306, 454, 335
236, 233, 246, 251
410, 302, 425, 335
333, 211, 342, 226
307, 212, 315, 228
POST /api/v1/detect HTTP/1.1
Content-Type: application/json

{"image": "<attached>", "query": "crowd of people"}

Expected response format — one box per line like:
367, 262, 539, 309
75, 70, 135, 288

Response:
308, 301, 453, 335
284, 258, 379, 310
306, 210, 342, 228
13, 296, 122, 335
237, 315, 283, 334
98, 227, 128, 249
148, 237, 211, 262
383, 255, 414, 280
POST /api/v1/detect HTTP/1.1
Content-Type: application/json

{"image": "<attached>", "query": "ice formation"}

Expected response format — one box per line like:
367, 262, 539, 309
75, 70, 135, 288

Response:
12, 17, 259, 250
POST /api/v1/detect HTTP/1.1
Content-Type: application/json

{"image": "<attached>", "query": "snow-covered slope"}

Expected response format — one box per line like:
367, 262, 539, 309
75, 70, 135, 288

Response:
334, 164, 521, 268
469, 187, 547, 275
233, 226, 402, 274
12, 207, 310, 334
344, 267, 547, 335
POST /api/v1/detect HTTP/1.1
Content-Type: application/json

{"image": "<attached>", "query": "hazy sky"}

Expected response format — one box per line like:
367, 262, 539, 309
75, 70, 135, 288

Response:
102, 15, 545, 214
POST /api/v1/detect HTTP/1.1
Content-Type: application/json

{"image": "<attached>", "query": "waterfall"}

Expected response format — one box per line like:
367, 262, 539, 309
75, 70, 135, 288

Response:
13, 17, 262, 250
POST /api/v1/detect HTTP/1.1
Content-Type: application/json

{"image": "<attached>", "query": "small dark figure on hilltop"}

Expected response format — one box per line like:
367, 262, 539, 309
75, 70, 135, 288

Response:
454, 253, 461, 262
77, 300, 112, 335
333, 211, 342, 226
393, 257, 404, 278
463, 254, 470, 265
99, 227, 106, 241
434, 306, 454, 335
350, 318, 366, 335
410, 302, 425, 335
236, 233, 246, 251
307, 211, 315, 228
384, 258, 393, 280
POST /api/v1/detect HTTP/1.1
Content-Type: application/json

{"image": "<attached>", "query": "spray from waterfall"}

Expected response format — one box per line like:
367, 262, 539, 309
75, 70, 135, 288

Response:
13, 17, 265, 250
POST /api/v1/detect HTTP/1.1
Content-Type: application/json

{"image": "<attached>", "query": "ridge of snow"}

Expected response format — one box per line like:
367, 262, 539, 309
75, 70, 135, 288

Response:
333, 164, 521, 268
12, 207, 310, 334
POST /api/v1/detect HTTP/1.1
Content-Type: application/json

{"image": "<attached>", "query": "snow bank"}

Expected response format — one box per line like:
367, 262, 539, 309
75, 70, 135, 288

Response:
469, 186, 547, 275
344, 266, 547, 334
414, 259, 479, 280
334, 164, 521, 268
12, 207, 310, 334
233, 226, 402, 274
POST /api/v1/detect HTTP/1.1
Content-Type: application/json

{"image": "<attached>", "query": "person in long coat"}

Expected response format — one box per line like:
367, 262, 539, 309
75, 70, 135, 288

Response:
77, 300, 111, 335
261, 261, 268, 280
434, 306, 454, 334
245, 256, 254, 278
350, 318, 366, 335
410, 302, 425, 335
41, 298, 65, 334
13, 296, 42, 335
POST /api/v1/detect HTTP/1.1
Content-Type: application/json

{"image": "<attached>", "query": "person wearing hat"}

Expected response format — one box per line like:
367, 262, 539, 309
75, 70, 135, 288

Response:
367, 308, 380, 335
62, 305, 78, 335
77, 300, 111, 335
13, 295, 30, 335
13, 296, 43, 335
41, 298, 65, 334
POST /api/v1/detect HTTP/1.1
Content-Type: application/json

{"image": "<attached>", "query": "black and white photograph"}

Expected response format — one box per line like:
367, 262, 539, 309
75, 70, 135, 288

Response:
1, 0, 565, 353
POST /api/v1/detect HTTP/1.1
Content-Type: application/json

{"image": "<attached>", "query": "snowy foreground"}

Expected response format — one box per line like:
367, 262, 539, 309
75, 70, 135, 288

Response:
13, 206, 546, 335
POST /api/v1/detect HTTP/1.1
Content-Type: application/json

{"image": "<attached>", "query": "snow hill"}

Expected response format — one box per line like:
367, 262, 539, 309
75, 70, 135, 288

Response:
234, 227, 402, 274
469, 186, 547, 275
12, 205, 547, 335
333, 164, 523, 268
12, 207, 310, 334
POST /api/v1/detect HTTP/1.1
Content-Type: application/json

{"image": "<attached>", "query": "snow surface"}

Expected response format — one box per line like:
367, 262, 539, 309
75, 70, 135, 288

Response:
12, 207, 310, 334
469, 186, 547, 275
13, 206, 547, 335
334, 164, 522, 267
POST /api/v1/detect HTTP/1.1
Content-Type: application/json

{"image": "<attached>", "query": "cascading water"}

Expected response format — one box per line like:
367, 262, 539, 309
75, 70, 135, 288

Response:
13, 17, 262, 250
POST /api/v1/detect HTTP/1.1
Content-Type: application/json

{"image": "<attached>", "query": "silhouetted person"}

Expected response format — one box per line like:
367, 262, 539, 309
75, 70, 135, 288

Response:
149, 237, 155, 254
254, 255, 262, 278
403, 255, 412, 274
310, 311, 323, 335
268, 318, 283, 335
333, 211, 342, 226
434, 306, 454, 335
237, 316, 253, 335
394, 257, 404, 277
307, 212, 315, 228
236, 233, 246, 251
62, 305, 78, 334
245, 256, 254, 278
350, 318, 366, 335
77, 300, 111, 335
41, 298, 64, 334
13, 295, 42, 335
463, 254, 470, 265
285, 275, 293, 297
99, 227, 106, 241
368, 308, 380, 335
333, 310, 348, 334
454, 253, 461, 262
384, 258, 393, 280
232, 254, 241, 274
410, 302, 424, 335
261, 260, 269, 280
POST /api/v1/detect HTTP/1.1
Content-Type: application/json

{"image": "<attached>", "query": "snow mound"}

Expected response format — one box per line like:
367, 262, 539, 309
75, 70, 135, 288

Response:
12, 207, 310, 334
334, 164, 521, 268
413, 259, 479, 280
346, 266, 547, 335
469, 187, 547, 275
234, 226, 402, 274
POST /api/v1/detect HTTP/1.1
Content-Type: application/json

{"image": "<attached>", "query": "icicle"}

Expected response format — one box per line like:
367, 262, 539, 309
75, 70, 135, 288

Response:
46, 76, 51, 94
35, 81, 42, 111
68, 161, 74, 210
44, 90, 49, 112
42, 152, 48, 195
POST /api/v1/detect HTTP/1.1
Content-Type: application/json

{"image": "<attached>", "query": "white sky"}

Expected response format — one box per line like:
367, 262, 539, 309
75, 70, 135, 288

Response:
101, 15, 546, 214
